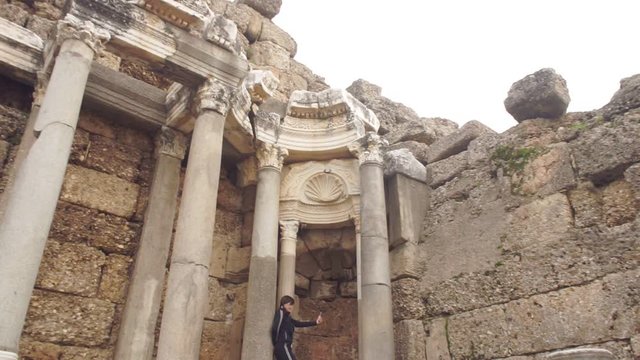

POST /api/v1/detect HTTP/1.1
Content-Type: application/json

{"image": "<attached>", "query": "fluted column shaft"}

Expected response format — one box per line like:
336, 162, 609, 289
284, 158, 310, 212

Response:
156, 78, 232, 360
114, 128, 186, 360
351, 133, 395, 360
277, 220, 300, 301
241, 143, 288, 360
0, 18, 108, 359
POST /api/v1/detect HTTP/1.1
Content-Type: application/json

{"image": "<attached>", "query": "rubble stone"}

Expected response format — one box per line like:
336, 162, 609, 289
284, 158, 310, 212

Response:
426, 120, 496, 163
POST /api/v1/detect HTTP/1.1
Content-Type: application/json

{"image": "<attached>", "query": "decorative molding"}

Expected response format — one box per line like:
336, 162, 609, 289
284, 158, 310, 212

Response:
245, 70, 279, 104
194, 77, 233, 115
0, 17, 43, 84
134, 0, 211, 32
349, 132, 387, 166
155, 126, 187, 159
68, 0, 249, 87
256, 142, 288, 170
351, 215, 361, 233
279, 159, 360, 226
203, 15, 241, 55
256, 88, 379, 160
303, 173, 347, 204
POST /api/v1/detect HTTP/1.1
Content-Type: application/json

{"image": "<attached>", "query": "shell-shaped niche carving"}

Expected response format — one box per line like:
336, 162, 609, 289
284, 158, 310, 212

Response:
303, 173, 347, 204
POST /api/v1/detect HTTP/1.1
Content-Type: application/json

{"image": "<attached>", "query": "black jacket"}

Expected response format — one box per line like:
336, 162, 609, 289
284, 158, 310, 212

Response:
271, 307, 316, 345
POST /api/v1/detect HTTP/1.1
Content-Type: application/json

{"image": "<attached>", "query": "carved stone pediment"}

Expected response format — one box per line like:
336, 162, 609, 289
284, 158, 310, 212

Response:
280, 159, 360, 226
256, 88, 380, 161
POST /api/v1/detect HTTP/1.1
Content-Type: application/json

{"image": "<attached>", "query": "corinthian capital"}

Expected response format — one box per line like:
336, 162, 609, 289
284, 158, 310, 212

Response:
279, 220, 300, 241
348, 132, 387, 165
256, 142, 288, 171
194, 77, 234, 116
54, 15, 111, 55
155, 126, 187, 160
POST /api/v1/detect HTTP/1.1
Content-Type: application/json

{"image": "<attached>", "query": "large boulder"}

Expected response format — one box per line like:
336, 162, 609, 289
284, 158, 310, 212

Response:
237, 0, 282, 19
600, 73, 640, 120
504, 68, 570, 122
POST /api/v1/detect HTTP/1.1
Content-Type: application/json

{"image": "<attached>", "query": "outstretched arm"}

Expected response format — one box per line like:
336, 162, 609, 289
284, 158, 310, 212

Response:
292, 313, 323, 327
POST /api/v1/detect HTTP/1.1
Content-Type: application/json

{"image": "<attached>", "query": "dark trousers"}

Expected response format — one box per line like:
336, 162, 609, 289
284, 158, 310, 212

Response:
274, 342, 297, 360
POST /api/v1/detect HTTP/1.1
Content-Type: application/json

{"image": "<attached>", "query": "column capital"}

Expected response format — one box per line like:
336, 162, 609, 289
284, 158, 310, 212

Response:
279, 220, 300, 240
53, 15, 111, 55
155, 126, 187, 160
348, 132, 387, 166
256, 142, 288, 171
193, 77, 234, 116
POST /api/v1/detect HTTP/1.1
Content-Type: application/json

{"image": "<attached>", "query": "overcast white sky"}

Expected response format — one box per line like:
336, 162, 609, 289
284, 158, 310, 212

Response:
274, 0, 640, 133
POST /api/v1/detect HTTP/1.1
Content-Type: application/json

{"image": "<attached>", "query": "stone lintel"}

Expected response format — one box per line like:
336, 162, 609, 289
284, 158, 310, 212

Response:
84, 62, 167, 130
0, 17, 43, 84
68, 0, 248, 87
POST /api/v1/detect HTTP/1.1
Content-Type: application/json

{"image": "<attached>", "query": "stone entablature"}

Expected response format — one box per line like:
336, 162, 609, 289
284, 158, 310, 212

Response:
257, 89, 380, 161
280, 159, 360, 226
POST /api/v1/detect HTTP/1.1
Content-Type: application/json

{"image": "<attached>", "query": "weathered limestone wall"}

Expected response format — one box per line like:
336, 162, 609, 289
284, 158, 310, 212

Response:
293, 228, 359, 360
0, 76, 31, 200
389, 76, 640, 360
17, 110, 154, 359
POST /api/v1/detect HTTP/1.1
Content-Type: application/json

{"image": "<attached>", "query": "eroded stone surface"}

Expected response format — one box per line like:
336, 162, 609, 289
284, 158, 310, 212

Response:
427, 120, 495, 163
238, 0, 281, 19
60, 165, 140, 218
505, 68, 571, 122
98, 254, 132, 303
36, 240, 105, 297
394, 320, 426, 360
199, 321, 230, 360
447, 268, 640, 359
24, 290, 115, 346
392, 278, 425, 321
50, 201, 140, 254
600, 74, 640, 120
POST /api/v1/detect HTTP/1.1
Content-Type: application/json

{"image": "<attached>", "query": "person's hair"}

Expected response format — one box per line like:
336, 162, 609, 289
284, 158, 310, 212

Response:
280, 295, 295, 307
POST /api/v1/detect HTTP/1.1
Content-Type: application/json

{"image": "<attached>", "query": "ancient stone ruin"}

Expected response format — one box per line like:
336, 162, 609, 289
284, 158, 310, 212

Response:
0, 0, 638, 359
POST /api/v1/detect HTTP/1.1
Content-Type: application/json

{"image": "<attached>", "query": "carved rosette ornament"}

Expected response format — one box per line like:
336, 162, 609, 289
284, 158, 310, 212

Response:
194, 77, 234, 116
256, 142, 288, 171
155, 126, 187, 159
348, 132, 387, 166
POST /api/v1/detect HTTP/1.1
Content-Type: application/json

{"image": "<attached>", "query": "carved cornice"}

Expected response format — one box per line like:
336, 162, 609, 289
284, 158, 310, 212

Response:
245, 70, 279, 104
279, 220, 299, 241
204, 15, 242, 55
134, 0, 210, 32
349, 132, 387, 166
256, 89, 379, 160
194, 77, 233, 116
256, 142, 288, 171
155, 126, 187, 159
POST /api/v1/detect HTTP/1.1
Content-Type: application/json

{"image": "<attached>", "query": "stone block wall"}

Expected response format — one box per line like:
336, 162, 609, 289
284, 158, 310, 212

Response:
18, 110, 153, 359
403, 93, 640, 359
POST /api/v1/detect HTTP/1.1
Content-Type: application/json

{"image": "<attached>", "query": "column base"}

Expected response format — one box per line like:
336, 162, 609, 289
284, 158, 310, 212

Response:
0, 351, 18, 360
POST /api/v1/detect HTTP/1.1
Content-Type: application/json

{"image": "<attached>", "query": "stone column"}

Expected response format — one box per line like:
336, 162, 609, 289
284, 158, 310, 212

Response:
241, 142, 288, 360
114, 127, 187, 360
353, 216, 364, 360
277, 220, 300, 300
0, 18, 108, 359
156, 78, 232, 360
350, 133, 395, 360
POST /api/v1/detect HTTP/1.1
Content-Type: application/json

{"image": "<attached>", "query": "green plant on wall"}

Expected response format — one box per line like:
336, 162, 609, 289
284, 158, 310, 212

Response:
491, 145, 543, 175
